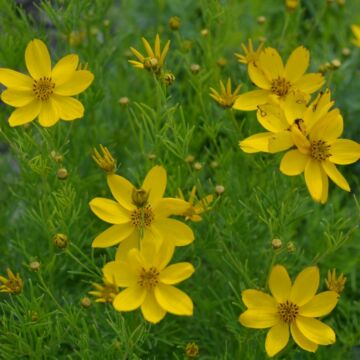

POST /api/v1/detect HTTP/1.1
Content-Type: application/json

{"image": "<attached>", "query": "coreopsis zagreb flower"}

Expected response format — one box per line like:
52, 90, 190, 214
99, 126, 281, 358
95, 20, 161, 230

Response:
92, 144, 117, 174
234, 39, 264, 65
0, 268, 23, 294
89, 276, 119, 303
129, 34, 170, 75
103, 241, 194, 323
209, 78, 241, 108
89, 166, 194, 260
351, 25, 360, 47
239, 265, 339, 357
0, 39, 94, 127
233, 46, 324, 111
325, 269, 346, 295
178, 186, 213, 222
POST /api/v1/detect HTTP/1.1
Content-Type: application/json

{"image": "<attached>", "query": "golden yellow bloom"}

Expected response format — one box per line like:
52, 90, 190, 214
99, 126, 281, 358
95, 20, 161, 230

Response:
351, 25, 360, 47
129, 34, 170, 74
325, 269, 346, 295
233, 46, 324, 111
235, 39, 264, 65
285, 0, 299, 11
185, 342, 199, 358
89, 166, 194, 260
0, 39, 94, 127
210, 78, 241, 108
103, 241, 194, 323
89, 277, 119, 303
92, 144, 117, 174
239, 265, 339, 357
0, 268, 23, 294
178, 186, 213, 222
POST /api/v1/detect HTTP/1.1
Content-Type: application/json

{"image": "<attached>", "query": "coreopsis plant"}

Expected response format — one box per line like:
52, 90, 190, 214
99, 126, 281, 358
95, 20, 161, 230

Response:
0, 39, 94, 127
233, 46, 324, 111
89, 166, 194, 260
209, 78, 241, 108
239, 265, 339, 357
103, 241, 194, 323
234, 39, 264, 65
0, 268, 23, 294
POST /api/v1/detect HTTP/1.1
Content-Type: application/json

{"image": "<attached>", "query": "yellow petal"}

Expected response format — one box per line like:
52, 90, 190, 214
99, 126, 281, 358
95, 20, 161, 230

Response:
102, 260, 137, 287
113, 285, 146, 311
0, 69, 33, 90
268, 131, 293, 153
290, 266, 319, 306
152, 240, 175, 271
290, 322, 318, 352
233, 90, 270, 111
1, 88, 34, 107
115, 231, 139, 261
285, 46, 310, 83
126, 248, 145, 273
154, 34, 161, 58
248, 62, 270, 89
322, 161, 350, 192
154, 283, 193, 316
239, 132, 273, 153
52, 95, 84, 121
25, 39, 51, 79
268, 265, 291, 303
329, 139, 360, 165
153, 218, 194, 246
304, 159, 323, 202
241, 289, 277, 310
320, 167, 329, 204
8, 99, 41, 127
291, 126, 311, 153
299, 291, 339, 317
257, 104, 288, 132
239, 309, 279, 329
294, 73, 324, 94
265, 322, 289, 357
160, 40, 170, 66
54, 70, 94, 96
51, 54, 79, 86
142, 165, 167, 207
89, 197, 130, 224
154, 198, 191, 218
92, 223, 134, 248
141, 291, 166, 323
160, 263, 195, 285
310, 109, 343, 142
38, 98, 59, 127
259, 47, 284, 79
142, 227, 164, 255
283, 91, 307, 124
107, 174, 136, 211
130, 47, 144, 62
142, 37, 155, 58
296, 316, 336, 345
280, 150, 309, 176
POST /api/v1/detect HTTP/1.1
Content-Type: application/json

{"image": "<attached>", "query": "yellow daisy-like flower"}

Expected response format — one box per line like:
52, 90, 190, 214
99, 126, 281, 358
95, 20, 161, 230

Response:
129, 34, 170, 74
103, 241, 194, 324
351, 25, 360, 47
234, 39, 264, 65
209, 78, 241, 108
239, 265, 339, 357
233, 46, 324, 111
89, 276, 119, 303
178, 186, 213, 222
0, 268, 23, 294
325, 269, 346, 295
0, 39, 94, 127
89, 166, 194, 260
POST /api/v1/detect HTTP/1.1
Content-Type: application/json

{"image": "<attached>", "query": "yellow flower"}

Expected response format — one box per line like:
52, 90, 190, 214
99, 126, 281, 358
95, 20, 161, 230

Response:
89, 166, 194, 259
239, 265, 339, 357
89, 276, 119, 303
0, 39, 94, 127
209, 78, 241, 108
285, 0, 300, 11
178, 186, 213, 222
234, 39, 264, 65
103, 241, 194, 324
325, 269, 346, 295
92, 144, 117, 174
233, 46, 324, 111
351, 25, 360, 47
129, 34, 170, 74
0, 268, 23, 294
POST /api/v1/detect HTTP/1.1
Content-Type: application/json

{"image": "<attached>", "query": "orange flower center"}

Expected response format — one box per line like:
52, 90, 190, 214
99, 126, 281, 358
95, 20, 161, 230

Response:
271, 77, 291, 97
138, 267, 159, 290
33, 77, 55, 101
130, 205, 154, 228
310, 140, 331, 161
277, 300, 299, 323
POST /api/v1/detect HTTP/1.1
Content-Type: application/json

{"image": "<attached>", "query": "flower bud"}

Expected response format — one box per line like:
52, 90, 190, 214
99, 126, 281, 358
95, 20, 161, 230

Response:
169, 16, 181, 30
272, 238, 282, 250
57, 168, 68, 180
80, 297, 92, 308
53, 233, 69, 249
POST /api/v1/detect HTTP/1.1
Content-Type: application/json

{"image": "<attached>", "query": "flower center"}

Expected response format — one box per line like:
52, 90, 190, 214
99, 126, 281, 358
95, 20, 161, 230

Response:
130, 205, 154, 228
138, 267, 159, 290
143, 57, 159, 71
277, 300, 299, 323
33, 77, 55, 101
271, 77, 291, 97
310, 140, 331, 161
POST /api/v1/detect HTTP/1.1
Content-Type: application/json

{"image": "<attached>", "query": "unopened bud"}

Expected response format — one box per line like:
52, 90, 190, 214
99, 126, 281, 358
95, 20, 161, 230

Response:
132, 188, 149, 207
118, 97, 130, 106
200, 28, 209, 37
215, 185, 225, 194
257, 16, 266, 25
80, 297, 92, 308
185, 155, 195, 163
272, 238, 282, 250
51, 150, 63, 163
169, 16, 181, 30
287, 241, 296, 253
53, 233, 68, 249
57, 168, 68, 180
193, 162, 202, 170
29, 261, 41, 272
190, 64, 201, 74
